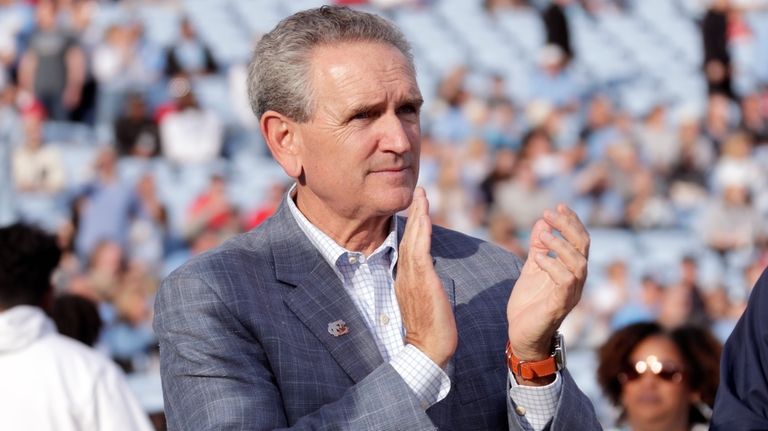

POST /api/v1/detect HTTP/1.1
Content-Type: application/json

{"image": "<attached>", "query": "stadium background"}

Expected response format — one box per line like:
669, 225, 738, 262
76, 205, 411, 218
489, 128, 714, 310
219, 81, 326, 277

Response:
1, 0, 767, 428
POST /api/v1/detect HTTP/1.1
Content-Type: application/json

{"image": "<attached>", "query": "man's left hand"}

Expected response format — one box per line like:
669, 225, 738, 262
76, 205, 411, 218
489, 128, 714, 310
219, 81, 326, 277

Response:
506, 204, 589, 378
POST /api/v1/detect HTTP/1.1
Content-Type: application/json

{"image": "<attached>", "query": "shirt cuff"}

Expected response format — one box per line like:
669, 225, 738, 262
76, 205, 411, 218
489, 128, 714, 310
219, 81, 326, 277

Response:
508, 370, 562, 431
390, 344, 451, 410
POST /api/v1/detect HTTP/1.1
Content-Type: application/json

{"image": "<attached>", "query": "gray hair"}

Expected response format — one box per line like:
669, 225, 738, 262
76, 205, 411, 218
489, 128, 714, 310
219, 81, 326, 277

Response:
247, 5, 415, 122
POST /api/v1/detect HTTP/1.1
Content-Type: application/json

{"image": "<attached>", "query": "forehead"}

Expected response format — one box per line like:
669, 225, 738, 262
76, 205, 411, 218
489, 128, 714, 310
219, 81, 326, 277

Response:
630, 335, 683, 362
307, 41, 419, 107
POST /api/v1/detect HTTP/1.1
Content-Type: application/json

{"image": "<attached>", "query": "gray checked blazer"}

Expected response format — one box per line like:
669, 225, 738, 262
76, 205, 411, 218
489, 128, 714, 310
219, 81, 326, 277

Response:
154, 199, 601, 430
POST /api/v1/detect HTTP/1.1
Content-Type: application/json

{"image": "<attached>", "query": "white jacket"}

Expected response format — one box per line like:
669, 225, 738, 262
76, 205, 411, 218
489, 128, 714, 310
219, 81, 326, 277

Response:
0, 306, 153, 431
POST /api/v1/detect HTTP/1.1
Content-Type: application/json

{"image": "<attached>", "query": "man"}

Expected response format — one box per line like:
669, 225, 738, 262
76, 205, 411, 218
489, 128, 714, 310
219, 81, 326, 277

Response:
155, 6, 600, 430
0, 223, 152, 430
711, 266, 768, 430
18, 1, 86, 121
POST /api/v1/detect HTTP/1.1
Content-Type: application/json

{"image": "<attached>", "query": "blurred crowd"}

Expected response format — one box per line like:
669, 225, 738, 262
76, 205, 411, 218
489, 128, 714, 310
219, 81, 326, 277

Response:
1, 0, 767, 428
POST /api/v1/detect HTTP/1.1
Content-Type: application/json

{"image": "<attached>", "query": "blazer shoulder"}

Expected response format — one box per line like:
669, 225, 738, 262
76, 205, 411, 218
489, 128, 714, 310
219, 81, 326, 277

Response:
166, 228, 273, 285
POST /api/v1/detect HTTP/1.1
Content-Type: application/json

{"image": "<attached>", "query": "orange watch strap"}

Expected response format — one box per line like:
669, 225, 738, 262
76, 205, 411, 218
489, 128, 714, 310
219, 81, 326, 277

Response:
505, 341, 559, 380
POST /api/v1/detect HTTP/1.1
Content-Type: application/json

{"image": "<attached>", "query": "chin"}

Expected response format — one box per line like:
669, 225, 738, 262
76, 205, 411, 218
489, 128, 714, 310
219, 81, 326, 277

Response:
376, 186, 415, 214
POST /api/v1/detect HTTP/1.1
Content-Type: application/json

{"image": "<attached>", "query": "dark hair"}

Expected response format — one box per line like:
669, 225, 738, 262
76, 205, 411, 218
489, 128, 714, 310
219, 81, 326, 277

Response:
0, 223, 61, 309
597, 322, 722, 425
51, 294, 102, 347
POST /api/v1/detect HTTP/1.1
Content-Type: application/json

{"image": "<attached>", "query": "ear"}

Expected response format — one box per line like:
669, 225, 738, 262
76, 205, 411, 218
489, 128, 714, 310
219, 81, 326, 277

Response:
260, 110, 303, 179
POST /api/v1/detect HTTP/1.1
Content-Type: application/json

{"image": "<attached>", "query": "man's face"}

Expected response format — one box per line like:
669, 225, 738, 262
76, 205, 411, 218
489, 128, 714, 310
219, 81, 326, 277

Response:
293, 41, 422, 221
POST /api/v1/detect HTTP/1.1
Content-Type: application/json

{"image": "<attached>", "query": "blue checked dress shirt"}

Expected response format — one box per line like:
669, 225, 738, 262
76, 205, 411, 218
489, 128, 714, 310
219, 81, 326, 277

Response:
287, 189, 561, 430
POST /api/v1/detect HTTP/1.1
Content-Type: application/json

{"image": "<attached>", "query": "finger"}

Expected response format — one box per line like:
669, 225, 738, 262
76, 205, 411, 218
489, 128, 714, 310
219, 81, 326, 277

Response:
542, 206, 590, 257
538, 230, 588, 281
534, 252, 581, 292
402, 188, 426, 247
527, 218, 553, 255
413, 214, 432, 259
401, 188, 432, 265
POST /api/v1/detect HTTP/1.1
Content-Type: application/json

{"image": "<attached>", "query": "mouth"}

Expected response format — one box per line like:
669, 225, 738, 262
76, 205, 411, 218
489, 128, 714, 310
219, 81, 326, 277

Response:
634, 393, 662, 404
371, 166, 410, 174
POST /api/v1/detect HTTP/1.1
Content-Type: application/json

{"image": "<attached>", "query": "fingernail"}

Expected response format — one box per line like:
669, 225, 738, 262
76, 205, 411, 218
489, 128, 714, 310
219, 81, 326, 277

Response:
540, 231, 554, 241
534, 252, 546, 261
544, 210, 557, 220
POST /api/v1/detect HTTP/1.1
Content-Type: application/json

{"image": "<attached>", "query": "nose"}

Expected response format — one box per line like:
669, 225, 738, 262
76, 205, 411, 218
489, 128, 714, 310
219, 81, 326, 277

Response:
378, 112, 415, 154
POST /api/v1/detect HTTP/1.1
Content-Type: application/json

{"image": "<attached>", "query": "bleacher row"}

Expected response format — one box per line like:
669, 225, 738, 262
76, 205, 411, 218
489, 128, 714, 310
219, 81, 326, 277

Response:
13, 0, 766, 296
85, 0, 768, 118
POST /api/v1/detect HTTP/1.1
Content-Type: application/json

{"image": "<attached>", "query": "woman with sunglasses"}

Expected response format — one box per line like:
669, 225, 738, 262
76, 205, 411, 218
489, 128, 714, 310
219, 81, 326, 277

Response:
597, 322, 722, 431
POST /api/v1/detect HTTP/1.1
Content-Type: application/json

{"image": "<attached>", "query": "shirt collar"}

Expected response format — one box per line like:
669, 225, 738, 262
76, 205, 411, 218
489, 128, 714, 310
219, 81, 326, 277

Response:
286, 184, 399, 279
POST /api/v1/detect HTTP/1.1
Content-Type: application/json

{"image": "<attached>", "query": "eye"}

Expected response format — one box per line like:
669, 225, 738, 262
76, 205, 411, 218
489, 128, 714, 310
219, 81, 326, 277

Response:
352, 111, 372, 120
397, 104, 419, 116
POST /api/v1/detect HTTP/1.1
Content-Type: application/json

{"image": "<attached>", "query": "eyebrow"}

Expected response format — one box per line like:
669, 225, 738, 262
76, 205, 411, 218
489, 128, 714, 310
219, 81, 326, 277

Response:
347, 95, 424, 116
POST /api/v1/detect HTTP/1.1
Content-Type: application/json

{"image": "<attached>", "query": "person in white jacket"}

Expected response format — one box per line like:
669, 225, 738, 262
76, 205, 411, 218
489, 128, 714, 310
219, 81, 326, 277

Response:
0, 223, 153, 431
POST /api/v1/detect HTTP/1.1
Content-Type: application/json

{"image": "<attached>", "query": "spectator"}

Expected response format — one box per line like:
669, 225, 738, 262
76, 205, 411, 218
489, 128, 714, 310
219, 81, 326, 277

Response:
17, 1, 86, 121
740, 92, 768, 144
634, 104, 679, 176
11, 109, 66, 194
612, 274, 665, 328
83, 239, 124, 304
697, 181, 763, 258
183, 174, 237, 240
114, 93, 160, 157
624, 169, 676, 229
127, 172, 167, 270
702, 0, 733, 98
164, 17, 217, 78
495, 158, 556, 232
711, 131, 764, 196
91, 24, 134, 125
702, 93, 733, 151
0, 223, 152, 430
668, 110, 715, 219
159, 86, 223, 165
479, 146, 516, 208
542, 0, 573, 62
102, 266, 157, 372
73, 146, 139, 259
597, 322, 722, 431
669, 256, 711, 329
590, 259, 631, 338
529, 44, 580, 109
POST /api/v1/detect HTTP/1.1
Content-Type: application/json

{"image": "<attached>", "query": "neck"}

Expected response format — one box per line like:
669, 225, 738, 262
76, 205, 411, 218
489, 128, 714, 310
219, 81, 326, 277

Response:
295, 189, 392, 256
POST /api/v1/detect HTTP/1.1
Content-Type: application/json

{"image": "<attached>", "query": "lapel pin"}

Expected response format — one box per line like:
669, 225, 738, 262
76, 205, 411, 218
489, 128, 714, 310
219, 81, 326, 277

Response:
328, 320, 349, 337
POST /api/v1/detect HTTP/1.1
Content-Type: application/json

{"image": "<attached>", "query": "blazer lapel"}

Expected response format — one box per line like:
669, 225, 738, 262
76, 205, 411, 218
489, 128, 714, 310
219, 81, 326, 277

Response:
269, 201, 384, 383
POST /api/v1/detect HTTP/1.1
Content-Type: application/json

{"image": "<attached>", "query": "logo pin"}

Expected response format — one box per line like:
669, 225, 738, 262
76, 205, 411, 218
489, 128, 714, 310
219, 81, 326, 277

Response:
328, 320, 349, 337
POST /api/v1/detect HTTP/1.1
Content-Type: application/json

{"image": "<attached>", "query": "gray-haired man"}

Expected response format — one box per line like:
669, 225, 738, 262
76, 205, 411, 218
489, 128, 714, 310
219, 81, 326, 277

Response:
155, 6, 600, 430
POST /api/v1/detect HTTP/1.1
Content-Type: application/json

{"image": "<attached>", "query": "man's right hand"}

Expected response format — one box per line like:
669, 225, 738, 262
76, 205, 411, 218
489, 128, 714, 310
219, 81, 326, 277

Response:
394, 187, 457, 368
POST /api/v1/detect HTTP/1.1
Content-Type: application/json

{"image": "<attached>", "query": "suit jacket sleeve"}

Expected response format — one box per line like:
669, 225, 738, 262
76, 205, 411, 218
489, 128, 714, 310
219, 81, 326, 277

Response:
711, 268, 768, 430
155, 274, 437, 431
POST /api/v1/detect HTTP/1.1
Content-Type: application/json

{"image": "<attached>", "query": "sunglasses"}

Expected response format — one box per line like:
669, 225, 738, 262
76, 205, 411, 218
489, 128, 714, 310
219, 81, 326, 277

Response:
617, 355, 684, 384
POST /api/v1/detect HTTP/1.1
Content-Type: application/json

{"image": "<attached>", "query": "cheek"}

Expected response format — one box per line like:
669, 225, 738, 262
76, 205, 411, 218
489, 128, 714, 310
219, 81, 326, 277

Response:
659, 383, 689, 404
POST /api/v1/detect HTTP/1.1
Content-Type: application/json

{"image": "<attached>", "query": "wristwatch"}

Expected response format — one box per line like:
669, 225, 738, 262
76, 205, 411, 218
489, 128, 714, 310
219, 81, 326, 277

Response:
506, 331, 566, 380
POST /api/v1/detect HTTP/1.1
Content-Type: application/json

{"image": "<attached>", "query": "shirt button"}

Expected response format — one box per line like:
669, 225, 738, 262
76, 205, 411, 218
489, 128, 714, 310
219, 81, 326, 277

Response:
379, 314, 390, 326
515, 405, 526, 416
348, 255, 358, 264
358, 255, 366, 264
